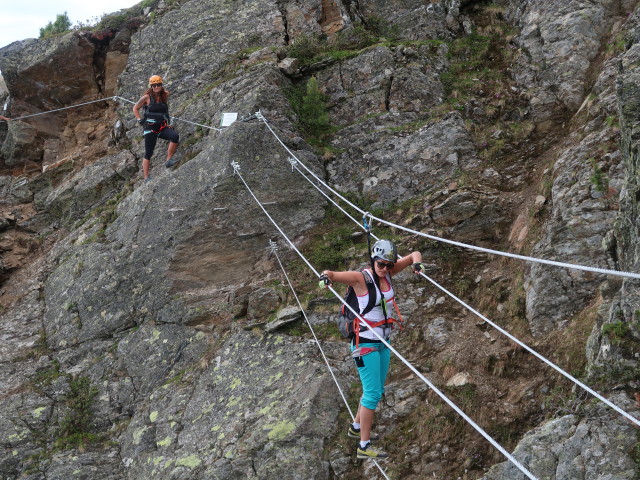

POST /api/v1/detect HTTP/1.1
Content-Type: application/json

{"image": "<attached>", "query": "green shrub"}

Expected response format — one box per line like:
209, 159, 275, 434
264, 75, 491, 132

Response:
365, 16, 400, 41
40, 12, 72, 39
94, 13, 129, 31
300, 77, 330, 139
55, 376, 99, 450
307, 226, 357, 270
287, 34, 325, 64
602, 321, 630, 344
285, 76, 332, 147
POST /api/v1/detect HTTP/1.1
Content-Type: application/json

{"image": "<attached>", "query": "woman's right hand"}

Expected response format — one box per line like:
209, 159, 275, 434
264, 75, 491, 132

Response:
319, 272, 332, 288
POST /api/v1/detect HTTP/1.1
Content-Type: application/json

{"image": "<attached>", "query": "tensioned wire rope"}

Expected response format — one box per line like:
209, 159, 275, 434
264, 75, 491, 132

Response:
9, 97, 637, 427
256, 111, 640, 281
267, 240, 390, 480
230, 160, 539, 480
284, 157, 640, 428
7, 95, 225, 132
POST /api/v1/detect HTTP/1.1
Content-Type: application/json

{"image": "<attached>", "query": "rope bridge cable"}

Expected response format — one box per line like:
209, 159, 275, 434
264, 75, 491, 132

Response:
256, 112, 640, 281
231, 160, 539, 480
268, 241, 391, 480
286, 159, 640, 428
112, 96, 225, 132
7, 95, 225, 132
10, 96, 120, 120
419, 271, 640, 428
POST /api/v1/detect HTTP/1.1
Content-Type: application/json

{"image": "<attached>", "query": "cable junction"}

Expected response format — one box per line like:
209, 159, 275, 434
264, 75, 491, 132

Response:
257, 113, 640, 281
285, 154, 640, 428
232, 160, 539, 480
268, 240, 390, 480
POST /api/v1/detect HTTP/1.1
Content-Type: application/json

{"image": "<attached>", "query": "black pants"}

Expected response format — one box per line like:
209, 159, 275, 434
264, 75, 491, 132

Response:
144, 127, 179, 159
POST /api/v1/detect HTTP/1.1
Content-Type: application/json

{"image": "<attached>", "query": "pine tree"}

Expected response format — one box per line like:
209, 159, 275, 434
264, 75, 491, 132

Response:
40, 12, 72, 39
300, 76, 330, 142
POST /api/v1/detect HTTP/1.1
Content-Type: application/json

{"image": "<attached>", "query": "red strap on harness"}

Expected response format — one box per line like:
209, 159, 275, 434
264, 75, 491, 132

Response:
149, 120, 168, 134
354, 317, 401, 347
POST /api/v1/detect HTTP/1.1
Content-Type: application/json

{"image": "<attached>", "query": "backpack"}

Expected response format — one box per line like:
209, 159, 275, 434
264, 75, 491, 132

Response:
336, 269, 381, 340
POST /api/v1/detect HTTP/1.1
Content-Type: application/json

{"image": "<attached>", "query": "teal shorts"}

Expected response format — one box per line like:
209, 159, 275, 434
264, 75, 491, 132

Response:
350, 341, 391, 411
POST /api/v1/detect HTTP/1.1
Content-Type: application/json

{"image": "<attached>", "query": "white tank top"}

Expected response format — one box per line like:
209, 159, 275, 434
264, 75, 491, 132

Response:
356, 269, 394, 341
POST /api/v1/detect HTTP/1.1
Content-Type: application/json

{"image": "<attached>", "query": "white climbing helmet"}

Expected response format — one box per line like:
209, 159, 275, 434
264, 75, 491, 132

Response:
371, 239, 397, 263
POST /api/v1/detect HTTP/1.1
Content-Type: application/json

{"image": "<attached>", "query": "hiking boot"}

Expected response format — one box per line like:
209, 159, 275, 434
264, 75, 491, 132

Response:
165, 157, 179, 168
348, 425, 380, 441
356, 443, 388, 459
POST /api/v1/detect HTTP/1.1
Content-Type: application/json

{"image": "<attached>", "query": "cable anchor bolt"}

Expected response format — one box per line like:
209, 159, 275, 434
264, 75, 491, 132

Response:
287, 157, 298, 171
230, 161, 241, 175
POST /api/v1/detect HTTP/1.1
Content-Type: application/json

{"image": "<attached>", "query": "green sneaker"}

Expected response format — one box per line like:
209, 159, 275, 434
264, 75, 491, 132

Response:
357, 443, 388, 459
348, 425, 380, 440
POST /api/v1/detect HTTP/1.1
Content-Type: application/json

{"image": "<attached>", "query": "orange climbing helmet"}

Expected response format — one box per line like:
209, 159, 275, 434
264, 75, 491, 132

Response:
148, 75, 163, 86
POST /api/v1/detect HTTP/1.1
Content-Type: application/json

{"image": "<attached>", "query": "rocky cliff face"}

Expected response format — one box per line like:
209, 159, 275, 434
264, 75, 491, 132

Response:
0, 1, 639, 479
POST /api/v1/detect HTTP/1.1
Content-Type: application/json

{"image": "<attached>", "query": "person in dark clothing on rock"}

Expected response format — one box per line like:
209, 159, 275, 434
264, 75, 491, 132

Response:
133, 75, 180, 181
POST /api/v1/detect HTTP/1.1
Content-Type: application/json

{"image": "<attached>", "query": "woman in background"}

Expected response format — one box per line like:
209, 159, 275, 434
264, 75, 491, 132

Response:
132, 75, 180, 181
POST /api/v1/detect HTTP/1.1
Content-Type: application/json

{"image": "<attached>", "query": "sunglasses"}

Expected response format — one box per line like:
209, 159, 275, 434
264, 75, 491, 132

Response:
151, 83, 163, 87
376, 261, 395, 270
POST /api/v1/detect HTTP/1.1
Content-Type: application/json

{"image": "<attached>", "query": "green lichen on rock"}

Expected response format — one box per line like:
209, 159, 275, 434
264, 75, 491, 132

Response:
263, 420, 296, 441
175, 454, 202, 468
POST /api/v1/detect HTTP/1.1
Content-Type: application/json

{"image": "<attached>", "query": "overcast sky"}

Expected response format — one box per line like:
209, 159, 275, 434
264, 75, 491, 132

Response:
0, 0, 141, 49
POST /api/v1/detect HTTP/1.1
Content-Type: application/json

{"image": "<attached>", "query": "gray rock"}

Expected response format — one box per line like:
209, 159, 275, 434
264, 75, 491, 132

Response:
482, 394, 639, 480
422, 316, 449, 350
505, 0, 617, 121
118, 330, 346, 479
278, 57, 300, 75
525, 129, 622, 335
41, 150, 137, 224
328, 112, 480, 207
1, 120, 43, 165
248, 288, 281, 320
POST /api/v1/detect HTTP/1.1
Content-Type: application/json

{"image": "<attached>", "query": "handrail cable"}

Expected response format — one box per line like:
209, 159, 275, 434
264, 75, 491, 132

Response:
231, 160, 539, 480
257, 112, 640, 281
11, 96, 119, 120
267, 240, 390, 479
113, 96, 224, 132
286, 158, 640, 428
7, 95, 225, 132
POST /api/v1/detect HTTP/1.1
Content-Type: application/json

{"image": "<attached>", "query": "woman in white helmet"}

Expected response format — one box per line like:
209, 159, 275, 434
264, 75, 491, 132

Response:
320, 239, 424, 459
132, 75, 180, 181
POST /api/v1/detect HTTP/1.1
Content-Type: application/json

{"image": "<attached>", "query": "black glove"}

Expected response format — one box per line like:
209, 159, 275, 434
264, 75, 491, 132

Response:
318, 273, 332, 288
137, 118, 145, 126
412, 262, 426, 274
